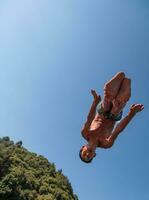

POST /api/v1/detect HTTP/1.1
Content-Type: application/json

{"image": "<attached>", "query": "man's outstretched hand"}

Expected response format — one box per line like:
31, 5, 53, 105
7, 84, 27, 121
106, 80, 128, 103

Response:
130, 104, 144, 114
91, 90, 101, 103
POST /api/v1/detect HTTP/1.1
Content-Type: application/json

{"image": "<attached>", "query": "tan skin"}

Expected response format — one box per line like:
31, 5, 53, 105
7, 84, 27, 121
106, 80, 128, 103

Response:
81, 90, 144, 161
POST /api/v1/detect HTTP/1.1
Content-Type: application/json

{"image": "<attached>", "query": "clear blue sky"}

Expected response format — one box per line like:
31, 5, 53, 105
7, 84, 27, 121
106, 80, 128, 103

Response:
0, 0, 149, 199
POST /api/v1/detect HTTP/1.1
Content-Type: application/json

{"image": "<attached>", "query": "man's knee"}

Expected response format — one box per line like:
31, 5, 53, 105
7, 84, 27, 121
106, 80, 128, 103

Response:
116, 72, 125, 79
104, 72, 125, 96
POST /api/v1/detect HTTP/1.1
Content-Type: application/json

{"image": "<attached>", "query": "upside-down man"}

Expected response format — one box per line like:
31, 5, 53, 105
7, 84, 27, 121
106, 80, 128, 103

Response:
80, 72, 144, 163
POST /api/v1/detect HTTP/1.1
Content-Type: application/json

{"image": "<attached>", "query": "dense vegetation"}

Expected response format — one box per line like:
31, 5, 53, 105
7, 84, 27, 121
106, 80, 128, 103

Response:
0, 137, 78, 200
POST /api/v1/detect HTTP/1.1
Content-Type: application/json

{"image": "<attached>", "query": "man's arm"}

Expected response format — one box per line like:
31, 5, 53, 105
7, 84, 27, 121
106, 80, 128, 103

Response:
107, 104, 144, 145
81, 90, 101, 139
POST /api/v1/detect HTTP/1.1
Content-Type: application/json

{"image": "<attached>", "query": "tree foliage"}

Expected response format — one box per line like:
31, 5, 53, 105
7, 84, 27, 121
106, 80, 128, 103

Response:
0, 137, 78, 200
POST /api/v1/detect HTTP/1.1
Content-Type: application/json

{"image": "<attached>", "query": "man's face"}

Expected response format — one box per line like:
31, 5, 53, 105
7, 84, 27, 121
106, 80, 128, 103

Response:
81, 145, 95, 161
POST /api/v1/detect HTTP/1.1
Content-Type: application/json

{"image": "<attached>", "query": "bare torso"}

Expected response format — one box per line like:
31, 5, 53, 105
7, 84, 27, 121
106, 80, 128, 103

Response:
88, 113, 116, 148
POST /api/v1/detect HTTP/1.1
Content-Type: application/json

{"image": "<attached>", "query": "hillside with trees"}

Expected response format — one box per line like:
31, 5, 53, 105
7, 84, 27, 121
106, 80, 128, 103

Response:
0, 137, 78, 200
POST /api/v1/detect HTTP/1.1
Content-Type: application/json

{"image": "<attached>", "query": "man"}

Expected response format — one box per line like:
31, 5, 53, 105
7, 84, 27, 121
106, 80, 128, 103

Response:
80, 72, 144, 163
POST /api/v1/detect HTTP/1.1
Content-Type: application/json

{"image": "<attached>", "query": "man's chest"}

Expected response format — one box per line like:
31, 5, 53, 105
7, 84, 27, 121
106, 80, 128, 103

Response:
87, 133, 110, 148
90, 115, 115, 133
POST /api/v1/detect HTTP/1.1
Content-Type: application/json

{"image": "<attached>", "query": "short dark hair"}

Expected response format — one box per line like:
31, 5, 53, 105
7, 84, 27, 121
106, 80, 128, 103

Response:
79, 146, 96, 163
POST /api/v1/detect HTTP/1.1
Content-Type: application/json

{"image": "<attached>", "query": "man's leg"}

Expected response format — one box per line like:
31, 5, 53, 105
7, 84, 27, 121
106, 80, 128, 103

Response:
102, 72, 125, 112
111, 77, 131, 115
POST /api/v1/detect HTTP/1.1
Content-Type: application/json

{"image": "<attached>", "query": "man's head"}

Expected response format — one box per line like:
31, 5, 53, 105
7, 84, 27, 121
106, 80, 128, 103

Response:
79, 145, 96, 163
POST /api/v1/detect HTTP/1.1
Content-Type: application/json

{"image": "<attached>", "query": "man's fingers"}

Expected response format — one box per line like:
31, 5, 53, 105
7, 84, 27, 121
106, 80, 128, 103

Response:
140, 104, 144, 110
137, 104, 144, 109
131, 103, 144, 108
91, 89, 98, 97
91, 89, 101, 102
91, 89, 96, 94
135, 104, 144, 112
131, 104, 144, 113
131, 104, 135, 107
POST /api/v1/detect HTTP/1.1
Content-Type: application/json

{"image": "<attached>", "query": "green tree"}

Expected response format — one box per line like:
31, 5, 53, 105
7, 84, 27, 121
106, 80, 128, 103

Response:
0, 137, 78, 200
